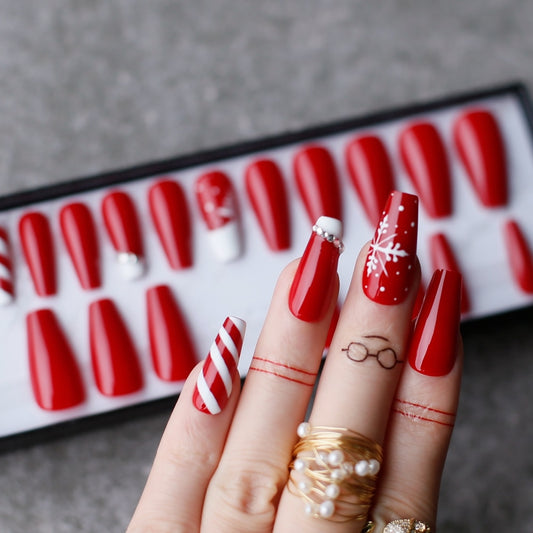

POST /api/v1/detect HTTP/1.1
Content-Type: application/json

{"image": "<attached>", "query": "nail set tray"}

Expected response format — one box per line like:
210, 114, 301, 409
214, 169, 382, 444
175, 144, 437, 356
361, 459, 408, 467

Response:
1, 82, 533, 450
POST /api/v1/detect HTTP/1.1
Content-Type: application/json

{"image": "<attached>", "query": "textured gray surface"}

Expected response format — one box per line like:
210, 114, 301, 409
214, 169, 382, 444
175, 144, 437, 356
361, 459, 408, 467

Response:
1, 1, 533, 531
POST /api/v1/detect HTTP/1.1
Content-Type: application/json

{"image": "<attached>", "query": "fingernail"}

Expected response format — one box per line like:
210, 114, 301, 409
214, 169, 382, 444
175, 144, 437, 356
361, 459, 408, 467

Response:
0, 227, 14, 305
19, 212, 57, 296
194, 171, 242, 262
192, 316, 246, 414
503, 219, 533, 294
102, 191, 145, 280
149, 179, 193, 269
27, 309, 85, 410
289, 216, 343, 322
245, 158, 291, 251
293, 145, 343, 224
363, 191, 418, 305
345, 135, 395, 226
60, 202, 101, 290
429, 233, 471, 314
147, 285, 198, 381
453, 109, 508, 207
399, 122, 452, 218
408, 269, 462, 376
89, 298, 144, 396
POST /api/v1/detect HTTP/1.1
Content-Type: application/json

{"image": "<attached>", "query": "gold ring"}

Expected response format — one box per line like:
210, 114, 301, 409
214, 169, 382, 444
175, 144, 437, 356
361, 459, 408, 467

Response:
364, 518, 432, 532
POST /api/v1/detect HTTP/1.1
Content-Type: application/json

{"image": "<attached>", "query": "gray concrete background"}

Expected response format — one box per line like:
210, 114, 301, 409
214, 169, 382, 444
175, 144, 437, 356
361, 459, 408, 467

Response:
1, 1, 533, 531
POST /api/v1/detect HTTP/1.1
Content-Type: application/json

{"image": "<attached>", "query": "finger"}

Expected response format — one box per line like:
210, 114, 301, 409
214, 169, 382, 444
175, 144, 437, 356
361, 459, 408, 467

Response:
127, 317, 246, 533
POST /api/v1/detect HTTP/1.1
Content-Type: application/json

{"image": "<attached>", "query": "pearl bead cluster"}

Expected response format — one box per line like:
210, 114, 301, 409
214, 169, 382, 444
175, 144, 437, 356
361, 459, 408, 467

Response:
312, 224, 345, 253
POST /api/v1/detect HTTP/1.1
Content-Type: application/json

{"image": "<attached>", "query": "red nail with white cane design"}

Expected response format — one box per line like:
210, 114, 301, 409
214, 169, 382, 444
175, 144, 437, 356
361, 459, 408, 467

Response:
0, 227, 14, 305
193, 316, 246, 414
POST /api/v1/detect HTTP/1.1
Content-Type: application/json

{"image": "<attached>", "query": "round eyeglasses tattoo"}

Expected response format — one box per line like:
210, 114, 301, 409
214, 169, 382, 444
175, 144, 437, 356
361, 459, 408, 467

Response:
342, 341, 402, 369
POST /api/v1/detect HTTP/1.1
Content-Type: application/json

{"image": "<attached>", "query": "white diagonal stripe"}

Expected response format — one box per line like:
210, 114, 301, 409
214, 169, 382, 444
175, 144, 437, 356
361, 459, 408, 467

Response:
0, 289, 14, 305
0, 263, 11, 280
218, 324, 239, 364
196, 370, 221, 415
209, 342, 233, 396
0, 239, 8, 256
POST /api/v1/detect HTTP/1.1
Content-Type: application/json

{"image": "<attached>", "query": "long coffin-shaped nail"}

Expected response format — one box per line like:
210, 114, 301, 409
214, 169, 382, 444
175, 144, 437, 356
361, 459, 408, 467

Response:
102, 191, 145, 280
453, 109, 508, 207
345, 135, 395, 226
429, 233, 471, 314
149, 179, 192, 269
147, 285, 198, 381
0, 227, 14, 305
195, 171, 241, 262
408, 269, 462, 376
289, 216, 343, 322
19, 212, 57, 296
363, 191, 418, 305
89, 298, 143, 396
293, 145, 343, 224
399, 122, 452, 218
245, 159, 291, 251
60, 202, 101, 290
503, 220, 533, 294
192, 316, 246, 414
27, 309, 85, 410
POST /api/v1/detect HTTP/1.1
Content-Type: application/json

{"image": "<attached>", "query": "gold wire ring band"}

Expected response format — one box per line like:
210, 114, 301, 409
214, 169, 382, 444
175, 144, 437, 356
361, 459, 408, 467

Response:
364, 518, 432, 532
288, 423, 383, 522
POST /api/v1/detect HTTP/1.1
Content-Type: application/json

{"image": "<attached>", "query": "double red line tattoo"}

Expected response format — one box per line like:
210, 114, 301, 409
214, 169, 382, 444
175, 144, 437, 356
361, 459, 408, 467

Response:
249, 356, 317, 387
393, 398, 456, 428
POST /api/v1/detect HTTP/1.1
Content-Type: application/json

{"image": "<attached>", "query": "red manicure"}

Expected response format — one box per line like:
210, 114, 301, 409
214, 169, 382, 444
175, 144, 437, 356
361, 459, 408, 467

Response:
89, 298, 143, 396
148, 179, 192, 269
345, 135, 395, 226
503, 220, 533, 294
245, 159, 291, 251
0, 227, 14, 305
399, 122, 452, 218
408, 269, 462, 376
289, 216, 343, 322
363, 191, 418, 305
19, 212, 57, 296
453, 109, 508, 207
293, 145, 343, 224
102, 191, 145, 280
194, 171, 241, 262
147, 285, 198, 381
27, 309, 85, 410
429, 233, 471, 314
60, 202, 101, 290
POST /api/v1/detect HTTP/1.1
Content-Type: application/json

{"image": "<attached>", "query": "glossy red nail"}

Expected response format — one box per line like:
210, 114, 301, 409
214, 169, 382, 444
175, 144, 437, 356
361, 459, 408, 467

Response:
147, 285, 198, 381
19, 212, 56, 296
102, 191, 145, 280
363, 191, 418, 305
27, 309, 85, 410
429, 233, 471, 314
399, 122, 452, 218
195, 171, 241, 262
245, 159, 291, 251
192, 316, 246, 414
289, 216, 343, 322
453, 109, 508, 207
345, 135, 395, 226
0, 227, 14, 305
503, 220, 533, 294
293, 145, 343, 224
408, 269, 462, 376
89, 298, 143, 396
149, 179, 192, 269
60, 202, 101, 290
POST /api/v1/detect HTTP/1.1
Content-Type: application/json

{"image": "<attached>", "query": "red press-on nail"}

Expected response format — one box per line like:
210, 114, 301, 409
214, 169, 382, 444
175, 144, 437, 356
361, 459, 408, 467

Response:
293, 145, 343, 224
363, 191, 418, 305
345, 135, 395, 226
408, 269, 462, 377
60, 202, 101, 290
399, 122, 452, 218
453, 109, 508, 207
149, 179, 192, 269
26, 309, 85, 410
147, 285, 198, 381
245, 159, 291, 251
503, 220, 533, 294
429, 233, 471, 314
289, 216, 343, 322
102, 191, 145, 280
195, 171, 242, 262
0, 227, 14, 305
19, 212, 57, 296
89, 298, 143, 396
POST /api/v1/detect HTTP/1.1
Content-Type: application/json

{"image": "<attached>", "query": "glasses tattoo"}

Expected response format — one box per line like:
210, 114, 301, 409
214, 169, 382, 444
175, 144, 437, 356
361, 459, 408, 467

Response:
342, 336, 403, 369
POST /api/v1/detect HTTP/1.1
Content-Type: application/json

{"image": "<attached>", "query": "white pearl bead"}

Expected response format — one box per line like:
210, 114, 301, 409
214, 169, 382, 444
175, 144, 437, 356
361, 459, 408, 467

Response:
298, 478, 312, 494
355, 460, 370, 476
327, 449, 344, 466
325, 484, 340, 499
331, 468, 346, 481
304, 502, 316, 516
368, 459, 380, 475
319, 500, 335, 518
294, 458, 307, 472
342, 462, 354, 474
318, 451, 329, 464
297, 422, 311, 438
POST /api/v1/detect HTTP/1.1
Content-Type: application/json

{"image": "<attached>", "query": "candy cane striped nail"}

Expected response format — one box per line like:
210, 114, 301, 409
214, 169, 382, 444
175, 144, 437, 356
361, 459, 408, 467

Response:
193, 316, 246, 414
0, 227, 14, 305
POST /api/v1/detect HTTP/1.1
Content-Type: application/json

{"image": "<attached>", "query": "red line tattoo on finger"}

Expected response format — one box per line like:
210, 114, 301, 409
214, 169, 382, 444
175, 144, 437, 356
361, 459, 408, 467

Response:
393, 398, 456, 428
248, 356, 317, 387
